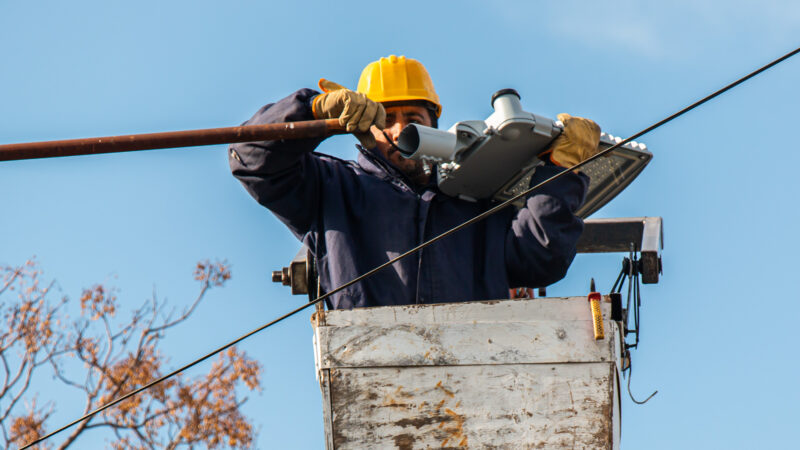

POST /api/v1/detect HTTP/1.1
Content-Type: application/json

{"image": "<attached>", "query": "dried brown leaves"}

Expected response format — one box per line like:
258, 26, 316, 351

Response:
0, 259, 260, 450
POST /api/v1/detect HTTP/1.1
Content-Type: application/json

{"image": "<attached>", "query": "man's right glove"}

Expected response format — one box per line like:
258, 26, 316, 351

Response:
312, 79, 386, 149
540, 113, 602, 168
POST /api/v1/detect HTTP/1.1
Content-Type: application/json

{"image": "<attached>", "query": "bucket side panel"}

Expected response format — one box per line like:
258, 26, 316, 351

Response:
329, 363, 614, 449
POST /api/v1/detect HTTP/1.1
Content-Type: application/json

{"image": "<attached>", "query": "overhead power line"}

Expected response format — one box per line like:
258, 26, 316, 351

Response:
23, 44, 800, 449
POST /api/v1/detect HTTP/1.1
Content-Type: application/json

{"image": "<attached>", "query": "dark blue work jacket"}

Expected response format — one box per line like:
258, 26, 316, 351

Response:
229, 89, 588, 309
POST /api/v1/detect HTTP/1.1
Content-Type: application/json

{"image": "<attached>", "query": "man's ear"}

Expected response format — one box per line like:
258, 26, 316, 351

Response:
423, 107, 438, 128
423, 109, 434, 127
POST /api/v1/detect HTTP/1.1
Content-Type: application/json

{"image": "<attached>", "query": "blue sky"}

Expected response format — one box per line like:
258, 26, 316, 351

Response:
2, 1, 799, 448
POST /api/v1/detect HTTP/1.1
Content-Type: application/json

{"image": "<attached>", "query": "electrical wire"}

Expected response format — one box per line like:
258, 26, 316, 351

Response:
610, 257, 629, 293
23, 44, 800, 449
615, 252, 655, 404
627, 355, 658, 405
633, 264, 642, 348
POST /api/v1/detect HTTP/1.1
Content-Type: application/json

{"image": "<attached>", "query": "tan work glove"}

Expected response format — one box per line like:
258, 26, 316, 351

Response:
540, 113, 602, 168
312, 79, 386, 149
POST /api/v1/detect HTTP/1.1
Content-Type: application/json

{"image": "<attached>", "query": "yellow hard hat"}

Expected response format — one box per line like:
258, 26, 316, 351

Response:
357, 55, 442, 118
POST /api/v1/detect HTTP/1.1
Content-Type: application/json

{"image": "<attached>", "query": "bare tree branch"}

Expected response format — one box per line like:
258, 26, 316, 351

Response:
0, 356, 35, 423
2, 259, 256, 449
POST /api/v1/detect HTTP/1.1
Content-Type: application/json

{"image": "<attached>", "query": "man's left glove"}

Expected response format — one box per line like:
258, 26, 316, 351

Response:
312, 79, 386, 149
540, 113, 602, 168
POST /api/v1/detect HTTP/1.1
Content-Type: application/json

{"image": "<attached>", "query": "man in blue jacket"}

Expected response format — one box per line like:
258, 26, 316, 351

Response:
229, 55, 600, 310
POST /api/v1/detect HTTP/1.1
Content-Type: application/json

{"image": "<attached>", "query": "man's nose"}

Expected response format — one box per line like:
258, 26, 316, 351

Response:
387, 121, 406, 141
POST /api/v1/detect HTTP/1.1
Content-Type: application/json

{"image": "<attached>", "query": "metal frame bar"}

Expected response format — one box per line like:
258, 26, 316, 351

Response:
0, 119, 345, 161
576, 217, 663, 284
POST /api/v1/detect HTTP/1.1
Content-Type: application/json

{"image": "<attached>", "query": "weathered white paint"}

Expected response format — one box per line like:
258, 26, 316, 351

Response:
313, 297, 623, 449
316, 320, 618, 368
320, 297, 613, 327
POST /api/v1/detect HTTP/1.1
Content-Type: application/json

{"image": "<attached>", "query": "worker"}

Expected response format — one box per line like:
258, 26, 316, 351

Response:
229, 55, 601, 309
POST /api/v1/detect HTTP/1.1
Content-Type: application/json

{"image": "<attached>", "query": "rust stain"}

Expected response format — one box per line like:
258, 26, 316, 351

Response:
593, 364, 617, 448
418, 401, 428, 410
382, 385, 416, 408
310, 309, 327, 327
436, 381, 455, 398
393, 433, 415, 449
435, 399, 446, 411
382, 396, 403, 408
382, 395, 410, 408
459, 436, 468, 446
477, 299, 504, 305
395, 414, 453, 429
396, 385, 415, 399
441, 408, 467, 448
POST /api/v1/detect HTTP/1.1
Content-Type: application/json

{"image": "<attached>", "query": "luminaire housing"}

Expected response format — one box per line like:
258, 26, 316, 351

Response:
396, 89, 652, 218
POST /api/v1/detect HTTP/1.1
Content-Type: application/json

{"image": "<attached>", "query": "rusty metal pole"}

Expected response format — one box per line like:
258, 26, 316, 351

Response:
0, 119, 347, 162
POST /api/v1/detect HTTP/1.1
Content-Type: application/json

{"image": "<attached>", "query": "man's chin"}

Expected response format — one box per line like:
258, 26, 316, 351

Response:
374, 145, 429, 185
390, 156, 418, 173
397, 160, 429, 185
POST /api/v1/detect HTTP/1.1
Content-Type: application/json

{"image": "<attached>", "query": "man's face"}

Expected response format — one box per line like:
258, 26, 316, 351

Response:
370, 105, 433, 185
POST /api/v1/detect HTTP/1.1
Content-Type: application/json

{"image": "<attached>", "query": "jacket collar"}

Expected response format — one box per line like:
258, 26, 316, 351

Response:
356, 145, 402, 179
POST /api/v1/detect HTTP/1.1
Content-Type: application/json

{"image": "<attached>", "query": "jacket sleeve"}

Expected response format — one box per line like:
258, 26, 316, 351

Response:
228, 88, 324, 239
505, 165, 588, 288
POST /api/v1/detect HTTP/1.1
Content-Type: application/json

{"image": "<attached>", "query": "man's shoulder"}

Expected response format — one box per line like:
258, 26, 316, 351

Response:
311, 150, 394, 180
308, 151, 382, 186
309, 151, 363, 174
309, 150, 418, 200
311, 151, 355, 166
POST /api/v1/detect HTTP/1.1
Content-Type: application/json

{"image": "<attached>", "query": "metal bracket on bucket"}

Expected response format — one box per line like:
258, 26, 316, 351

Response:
576, 216, 664, 284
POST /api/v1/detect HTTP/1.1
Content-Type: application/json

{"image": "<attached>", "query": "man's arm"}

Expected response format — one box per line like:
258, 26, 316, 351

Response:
505, 114, 601, 288
230, 84, 386, 240
505, 164, 588, 288
229, 88, 325, 239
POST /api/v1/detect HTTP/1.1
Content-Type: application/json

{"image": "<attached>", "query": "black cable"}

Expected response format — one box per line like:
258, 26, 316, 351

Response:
619, 252, 654, 402
611, 257, 629, 293
626, 354, 658, 405
632, 256, 641, 348
23, 44, 800, 449
624, 249, 635, 340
